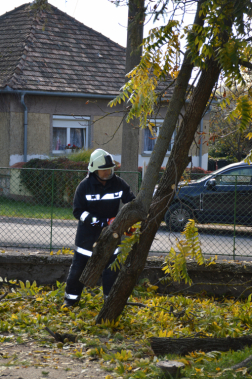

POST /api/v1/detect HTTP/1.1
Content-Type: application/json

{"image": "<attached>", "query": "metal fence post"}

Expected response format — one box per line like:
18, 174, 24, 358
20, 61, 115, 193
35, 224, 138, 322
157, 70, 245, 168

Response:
50, 170, 55, 251
138, 171, 142, 192
233, 175, 237, 260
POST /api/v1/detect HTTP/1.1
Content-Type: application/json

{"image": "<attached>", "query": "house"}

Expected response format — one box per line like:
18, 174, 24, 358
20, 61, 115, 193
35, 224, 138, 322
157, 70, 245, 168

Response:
0, 2, 210, 170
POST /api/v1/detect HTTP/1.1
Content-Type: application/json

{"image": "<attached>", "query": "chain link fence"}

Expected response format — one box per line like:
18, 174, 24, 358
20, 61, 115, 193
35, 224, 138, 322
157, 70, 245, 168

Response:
0, 167, 251, 259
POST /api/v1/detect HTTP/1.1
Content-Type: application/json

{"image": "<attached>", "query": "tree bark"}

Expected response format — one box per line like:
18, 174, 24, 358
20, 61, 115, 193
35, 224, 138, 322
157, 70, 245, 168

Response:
231, 355, 252, 371
121, 0, 144, 194
150, 336, 252, 356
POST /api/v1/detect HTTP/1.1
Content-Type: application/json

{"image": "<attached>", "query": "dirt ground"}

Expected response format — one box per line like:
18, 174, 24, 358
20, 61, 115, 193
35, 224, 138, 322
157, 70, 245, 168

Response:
0, 338, 116, 379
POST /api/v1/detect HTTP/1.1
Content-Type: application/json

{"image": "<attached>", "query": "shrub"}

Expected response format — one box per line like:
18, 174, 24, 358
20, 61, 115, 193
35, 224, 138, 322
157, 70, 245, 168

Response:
67, 148, 94, 163
20, 158, 88, 207
184, 166, 212, 180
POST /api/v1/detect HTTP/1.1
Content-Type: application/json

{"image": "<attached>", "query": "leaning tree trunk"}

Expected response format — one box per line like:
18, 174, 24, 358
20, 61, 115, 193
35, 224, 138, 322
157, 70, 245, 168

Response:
150, 336, 252, 356
79, 0, 206, 314
79, 44, 195, 288
95, 58, 221, 324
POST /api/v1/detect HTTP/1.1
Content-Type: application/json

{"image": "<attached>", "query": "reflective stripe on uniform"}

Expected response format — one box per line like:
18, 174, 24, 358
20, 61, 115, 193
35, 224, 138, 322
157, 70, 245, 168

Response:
80, 211, 89, 222
101, 191, 123, 200
76, 246, 120, 256
86, 194, 100, 201
85, 191, 123, 201
65, 293, 79, 300
76, 247, 92, 256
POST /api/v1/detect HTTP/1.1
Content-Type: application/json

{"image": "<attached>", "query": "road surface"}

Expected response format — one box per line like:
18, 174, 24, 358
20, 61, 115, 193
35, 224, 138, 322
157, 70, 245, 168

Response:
0, 217, 251, 260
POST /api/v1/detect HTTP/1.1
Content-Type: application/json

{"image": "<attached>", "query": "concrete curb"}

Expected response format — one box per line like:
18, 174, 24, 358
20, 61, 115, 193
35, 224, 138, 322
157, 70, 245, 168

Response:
1, 252, 252, 297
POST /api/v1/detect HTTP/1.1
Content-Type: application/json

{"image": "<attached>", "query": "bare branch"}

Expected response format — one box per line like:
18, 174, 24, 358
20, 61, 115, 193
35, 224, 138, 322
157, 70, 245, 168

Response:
0, 292, 8, 301
239, 59, 252, 70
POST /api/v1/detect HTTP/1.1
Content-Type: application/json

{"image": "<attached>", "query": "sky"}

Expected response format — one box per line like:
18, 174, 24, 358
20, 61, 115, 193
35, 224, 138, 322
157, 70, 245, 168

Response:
0, 0, 169, 47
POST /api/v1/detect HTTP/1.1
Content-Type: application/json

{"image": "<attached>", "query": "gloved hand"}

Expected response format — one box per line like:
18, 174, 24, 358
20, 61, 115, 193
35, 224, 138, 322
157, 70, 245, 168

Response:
108, 217, 115, 225
124, 226, 136, 236
80, 212, 109, 227
80, 212, 99, 226
99, 218, 109, 228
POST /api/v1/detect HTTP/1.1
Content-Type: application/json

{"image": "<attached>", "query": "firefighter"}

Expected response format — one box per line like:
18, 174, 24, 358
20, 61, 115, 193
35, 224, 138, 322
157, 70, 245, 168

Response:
63, 149, 135, 307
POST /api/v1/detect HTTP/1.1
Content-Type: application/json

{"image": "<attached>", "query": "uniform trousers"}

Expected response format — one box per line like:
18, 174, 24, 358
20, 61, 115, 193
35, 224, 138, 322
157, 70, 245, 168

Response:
65, 250, 119, 303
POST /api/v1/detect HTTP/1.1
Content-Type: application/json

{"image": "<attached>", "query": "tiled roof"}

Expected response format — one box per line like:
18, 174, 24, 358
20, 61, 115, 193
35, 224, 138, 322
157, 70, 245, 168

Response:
0, 2, 174, 97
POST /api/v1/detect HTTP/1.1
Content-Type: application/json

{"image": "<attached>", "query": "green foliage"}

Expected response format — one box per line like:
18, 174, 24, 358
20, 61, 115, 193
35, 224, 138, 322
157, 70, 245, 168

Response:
188, 0, 251, 86
30, 0, 51, 12
20, 158, 88, 207
67, 148, 94, 163
110, 223, 141, 271
244, 149, 252, 165
109, 0, 252, 156
109, 20, 180, 129
226, 96, 252, 131
162, 219, 205, 285
17, 280, 43, 297
209, 86, 252, 162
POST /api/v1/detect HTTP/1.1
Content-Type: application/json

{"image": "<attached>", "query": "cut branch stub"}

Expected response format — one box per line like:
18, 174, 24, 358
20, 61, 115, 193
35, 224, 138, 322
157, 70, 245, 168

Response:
156, 360, 185, 379
79, 228, 120, 287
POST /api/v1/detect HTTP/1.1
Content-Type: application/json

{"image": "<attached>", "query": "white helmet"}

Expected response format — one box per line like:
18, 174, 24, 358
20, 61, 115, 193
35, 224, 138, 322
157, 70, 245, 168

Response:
88, 149, 116, 180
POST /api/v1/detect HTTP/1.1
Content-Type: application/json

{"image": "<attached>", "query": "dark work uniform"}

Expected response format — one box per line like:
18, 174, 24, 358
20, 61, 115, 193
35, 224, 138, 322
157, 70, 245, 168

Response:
65, 172, 135, 304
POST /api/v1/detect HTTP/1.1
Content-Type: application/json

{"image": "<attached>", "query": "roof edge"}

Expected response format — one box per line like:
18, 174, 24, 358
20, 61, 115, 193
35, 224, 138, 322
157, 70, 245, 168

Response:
0, 86, 117, 99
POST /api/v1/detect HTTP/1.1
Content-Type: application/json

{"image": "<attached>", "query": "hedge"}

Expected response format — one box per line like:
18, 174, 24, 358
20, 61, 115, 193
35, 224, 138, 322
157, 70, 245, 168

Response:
20, 158, 90, 207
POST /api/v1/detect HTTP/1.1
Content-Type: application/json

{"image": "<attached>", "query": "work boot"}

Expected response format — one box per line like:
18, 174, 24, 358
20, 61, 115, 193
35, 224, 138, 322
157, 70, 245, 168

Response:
62, 298, 79, 308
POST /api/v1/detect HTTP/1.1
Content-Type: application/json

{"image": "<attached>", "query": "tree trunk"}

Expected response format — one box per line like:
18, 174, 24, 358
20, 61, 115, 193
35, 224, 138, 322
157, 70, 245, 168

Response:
121, 0, 144, 194
96, 58, 220, 324
79, 0, 224, 325
79, 43, 196, 289
80, 0, 206, 314
150, 336, 252, 356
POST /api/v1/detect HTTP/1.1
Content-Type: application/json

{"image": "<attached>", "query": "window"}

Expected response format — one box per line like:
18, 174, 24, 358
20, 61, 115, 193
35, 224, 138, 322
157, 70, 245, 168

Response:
216, 167, 252, 185
143, 119, 175, 153
52, 115, 89, 153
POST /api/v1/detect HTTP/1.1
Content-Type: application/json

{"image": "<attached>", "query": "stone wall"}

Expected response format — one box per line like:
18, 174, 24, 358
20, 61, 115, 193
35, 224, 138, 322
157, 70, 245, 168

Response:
1, 252, 251, 298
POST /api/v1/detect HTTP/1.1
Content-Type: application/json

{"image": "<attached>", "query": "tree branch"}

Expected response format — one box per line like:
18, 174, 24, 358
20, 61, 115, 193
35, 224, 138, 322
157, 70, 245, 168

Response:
239, 59, 252, 70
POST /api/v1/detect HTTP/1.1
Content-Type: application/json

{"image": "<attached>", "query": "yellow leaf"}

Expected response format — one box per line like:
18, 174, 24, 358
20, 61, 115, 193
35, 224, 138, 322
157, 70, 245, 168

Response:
178, 358, 190, 366
195, 367, 203, 372
216, 367, 221, 371
167, 330, 173, 337
35, 297, 43, 302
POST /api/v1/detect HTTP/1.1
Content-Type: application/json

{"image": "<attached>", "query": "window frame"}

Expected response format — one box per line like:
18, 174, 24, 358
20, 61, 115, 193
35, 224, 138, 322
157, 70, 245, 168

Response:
215, 167, 252, 186
52, 115, 90, 154
143, 118, 175, 154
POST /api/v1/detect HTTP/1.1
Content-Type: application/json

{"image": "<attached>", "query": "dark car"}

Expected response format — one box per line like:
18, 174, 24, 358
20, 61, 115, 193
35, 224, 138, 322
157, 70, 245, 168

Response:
165, 161, 252, 231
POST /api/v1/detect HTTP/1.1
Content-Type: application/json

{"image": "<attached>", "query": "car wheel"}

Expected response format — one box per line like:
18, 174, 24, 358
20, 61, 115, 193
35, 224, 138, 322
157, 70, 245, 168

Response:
165, 203, 193, 232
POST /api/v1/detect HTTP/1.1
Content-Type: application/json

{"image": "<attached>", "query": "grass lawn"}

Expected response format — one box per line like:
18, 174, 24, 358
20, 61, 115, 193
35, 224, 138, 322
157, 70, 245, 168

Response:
0, 196, 75, 220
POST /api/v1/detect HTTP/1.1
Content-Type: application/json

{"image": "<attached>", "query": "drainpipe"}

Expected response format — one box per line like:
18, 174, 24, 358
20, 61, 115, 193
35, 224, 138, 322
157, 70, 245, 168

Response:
199, 118, 203, 168
20, 93, 28, 162
199, 107, 212, 169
